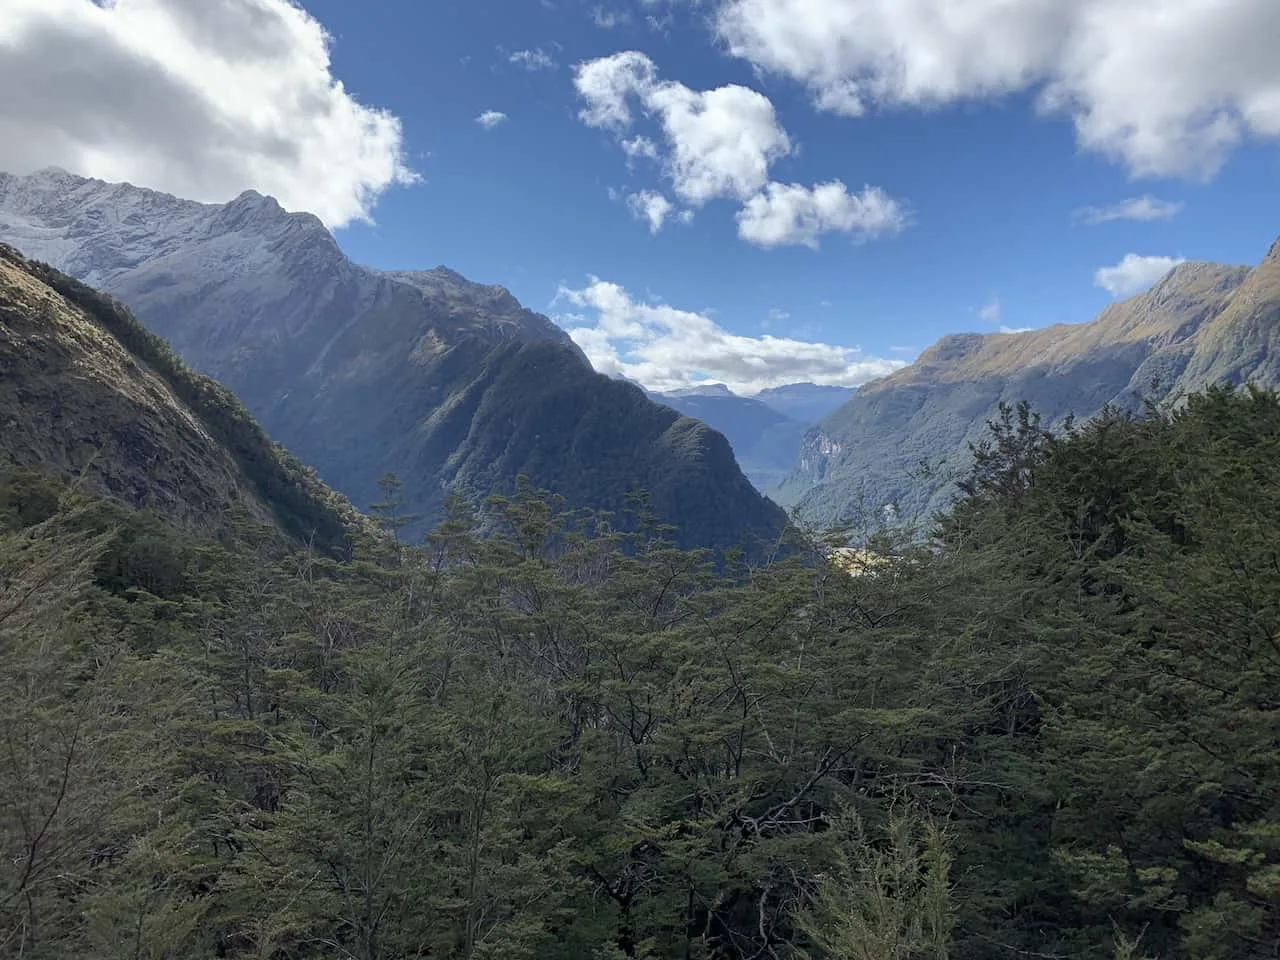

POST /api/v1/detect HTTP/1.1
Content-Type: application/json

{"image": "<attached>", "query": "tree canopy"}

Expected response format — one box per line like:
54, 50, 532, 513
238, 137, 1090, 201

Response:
1, 385, 1276, 958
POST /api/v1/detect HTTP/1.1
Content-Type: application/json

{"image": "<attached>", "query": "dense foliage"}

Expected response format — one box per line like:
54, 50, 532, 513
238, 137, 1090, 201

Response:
1, 386, 1277, 958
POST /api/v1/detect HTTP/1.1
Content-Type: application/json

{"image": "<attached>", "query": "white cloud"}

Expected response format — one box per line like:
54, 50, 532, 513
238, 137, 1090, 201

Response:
0, 0, 416, 229
646, 81, 792, 205
476, 110, 508, 129
1095, 253, 1185, 297
576, 51, 790, 204
626, 190, 674, 233
509, 48, 557, 71
736, 180, 906, 248
591, 6, 630, 28
1072, 194, 1185, 225
978, 298, 1002, 326
715, 0, 1280, 180
622, 135, 661, 162
574, 51, 906, 247
575, 51, 658, 128
977, 297, 1031, 332
554, 278, 904, 394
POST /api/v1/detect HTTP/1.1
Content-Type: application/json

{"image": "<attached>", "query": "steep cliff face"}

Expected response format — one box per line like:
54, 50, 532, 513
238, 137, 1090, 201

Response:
0, 169, 785, 549
782, 248, 1274, 530
0, 243, 360, 549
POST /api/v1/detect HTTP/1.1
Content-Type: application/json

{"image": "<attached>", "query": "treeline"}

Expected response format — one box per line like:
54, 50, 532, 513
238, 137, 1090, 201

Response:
1, 386, 1277, 959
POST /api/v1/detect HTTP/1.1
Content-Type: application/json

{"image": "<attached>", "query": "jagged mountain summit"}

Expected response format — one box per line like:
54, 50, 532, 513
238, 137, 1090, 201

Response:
0, 168, 785, 549
782, 239, 1280, 530
0, 167, 576, 406
0, 243, 360, 550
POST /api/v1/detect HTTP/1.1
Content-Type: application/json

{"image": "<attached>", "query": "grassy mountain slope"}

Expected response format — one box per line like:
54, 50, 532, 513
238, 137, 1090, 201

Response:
0, 244, 361, 551
784, 243, 1276, 529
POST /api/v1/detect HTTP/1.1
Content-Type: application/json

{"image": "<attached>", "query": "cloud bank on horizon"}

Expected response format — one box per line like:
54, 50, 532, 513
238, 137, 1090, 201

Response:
554, 278, 905, 395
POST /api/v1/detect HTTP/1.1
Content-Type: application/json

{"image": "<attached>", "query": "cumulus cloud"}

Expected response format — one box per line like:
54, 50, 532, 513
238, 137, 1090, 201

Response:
715, 0, 1280, 180
736, 180, 906, 248
575, 51, 659, 128
645, 82, 791, 204
476, 110, 508, 129
509, 47, 557, 70
626, 190, 675, 232
554, 278, 904, 394
0, 0, 416, 228
576, 51, 789, 204
1072, 194, 1185, 225
1095, 253, 1186, 297
574, 51, 906, 247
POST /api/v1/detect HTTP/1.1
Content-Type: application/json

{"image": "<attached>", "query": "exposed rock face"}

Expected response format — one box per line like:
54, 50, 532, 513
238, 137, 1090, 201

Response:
0, 169, 785, 549
782, 245, 1279, 530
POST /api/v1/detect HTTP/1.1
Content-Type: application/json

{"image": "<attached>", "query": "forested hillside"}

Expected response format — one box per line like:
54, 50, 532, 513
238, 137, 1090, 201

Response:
3, 385, 1276, 959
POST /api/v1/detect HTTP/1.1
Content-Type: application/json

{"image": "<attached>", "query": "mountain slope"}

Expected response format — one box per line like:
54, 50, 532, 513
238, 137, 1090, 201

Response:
0, 243, 360, 550
654, 389, 808, 493
0, 169, 785, 548
784, 243, 1277, 529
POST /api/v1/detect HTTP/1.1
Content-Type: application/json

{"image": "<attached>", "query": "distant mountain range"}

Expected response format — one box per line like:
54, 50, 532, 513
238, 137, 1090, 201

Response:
782, 237, 1280, 530
0, 168, 785, 550
754, 383, 858, 423
650, 383, 855, 493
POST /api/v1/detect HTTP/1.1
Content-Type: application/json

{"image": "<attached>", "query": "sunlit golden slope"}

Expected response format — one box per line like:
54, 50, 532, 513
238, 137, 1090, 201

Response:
783, 236, 1280, 530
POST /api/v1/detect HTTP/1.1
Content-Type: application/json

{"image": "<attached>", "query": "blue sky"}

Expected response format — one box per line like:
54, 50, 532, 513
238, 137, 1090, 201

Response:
5, 0, 1280, 393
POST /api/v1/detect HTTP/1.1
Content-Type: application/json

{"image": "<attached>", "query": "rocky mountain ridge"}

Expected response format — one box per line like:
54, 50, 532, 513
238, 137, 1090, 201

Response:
0, 169, 785, 549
